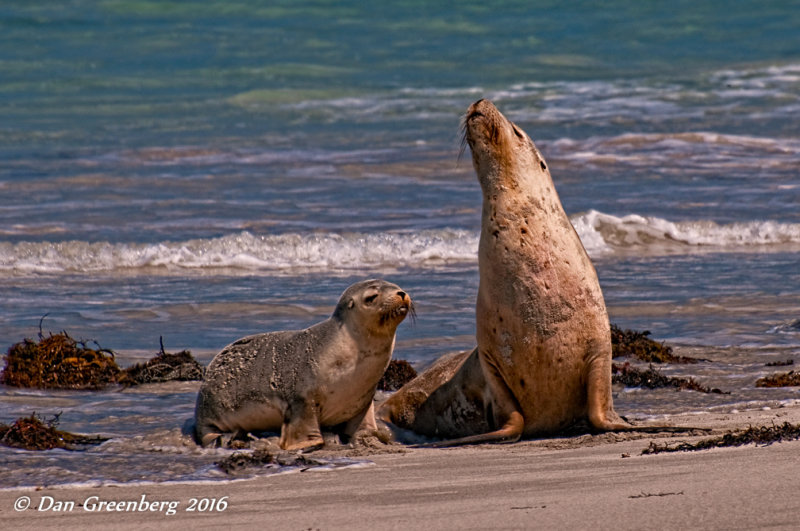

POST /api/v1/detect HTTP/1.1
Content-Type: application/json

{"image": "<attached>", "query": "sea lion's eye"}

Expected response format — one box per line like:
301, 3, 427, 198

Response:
364, 294, 378, 304
512, 124, 524, 139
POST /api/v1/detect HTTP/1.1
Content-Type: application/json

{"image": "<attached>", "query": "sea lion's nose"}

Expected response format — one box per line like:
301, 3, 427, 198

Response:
397, 291, 407, 300
467, 99, 488, 121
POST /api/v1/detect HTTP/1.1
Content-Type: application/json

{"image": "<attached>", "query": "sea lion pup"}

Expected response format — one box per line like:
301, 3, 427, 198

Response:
380, 99, 632, 444
195, 279, 412, 450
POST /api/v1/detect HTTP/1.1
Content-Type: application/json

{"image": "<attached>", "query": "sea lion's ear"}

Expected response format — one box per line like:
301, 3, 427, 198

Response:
348, 299, 355, 309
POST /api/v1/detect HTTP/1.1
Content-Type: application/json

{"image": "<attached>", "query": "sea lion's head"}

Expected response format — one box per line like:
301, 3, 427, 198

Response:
334, 279, 413, 335
462, 99, 548, 192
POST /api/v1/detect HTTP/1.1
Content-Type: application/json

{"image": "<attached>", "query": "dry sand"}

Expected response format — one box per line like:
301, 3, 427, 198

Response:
3, 406, 800, 530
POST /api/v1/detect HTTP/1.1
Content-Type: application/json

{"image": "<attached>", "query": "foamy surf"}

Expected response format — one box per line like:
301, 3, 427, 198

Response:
573, 210, 800, 256
0, 428, 374, 489
2, 213, 799, 275
0, 230, 479, 274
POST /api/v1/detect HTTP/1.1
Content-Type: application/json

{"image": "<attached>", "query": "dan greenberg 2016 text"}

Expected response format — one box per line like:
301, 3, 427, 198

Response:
15, 494, 229, 516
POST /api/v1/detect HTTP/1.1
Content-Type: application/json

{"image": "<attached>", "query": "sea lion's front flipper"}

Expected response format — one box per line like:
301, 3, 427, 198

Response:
585, 347, 633, 431
341, 400, 379, 442
279, 400, 324, 451
197, 429, 223, 448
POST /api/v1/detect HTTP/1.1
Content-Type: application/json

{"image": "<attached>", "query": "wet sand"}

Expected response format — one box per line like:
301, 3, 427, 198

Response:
3, 405, 800, 530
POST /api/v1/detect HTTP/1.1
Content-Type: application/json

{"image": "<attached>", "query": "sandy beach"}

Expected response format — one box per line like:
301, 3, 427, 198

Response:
3, 405, 800, 530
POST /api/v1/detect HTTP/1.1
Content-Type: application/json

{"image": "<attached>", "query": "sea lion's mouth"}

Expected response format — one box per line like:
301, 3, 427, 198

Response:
466, 109, 484, 122
379, 299, 415, 326
463, 100, 504, 150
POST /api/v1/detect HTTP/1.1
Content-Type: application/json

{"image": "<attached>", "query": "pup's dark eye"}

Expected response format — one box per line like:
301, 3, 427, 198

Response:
364, 294, 378, 304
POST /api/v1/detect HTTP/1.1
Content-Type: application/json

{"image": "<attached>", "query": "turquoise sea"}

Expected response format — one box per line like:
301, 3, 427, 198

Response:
1, 1, 799, 486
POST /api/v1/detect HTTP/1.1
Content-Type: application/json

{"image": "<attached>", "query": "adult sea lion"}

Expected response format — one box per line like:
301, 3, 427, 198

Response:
195, 279, 412, 450
379, 99, 631, 444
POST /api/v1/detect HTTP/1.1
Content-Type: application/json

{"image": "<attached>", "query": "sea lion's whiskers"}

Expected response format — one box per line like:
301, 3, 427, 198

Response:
379, 299, 415, 326
404, 300, 417, 326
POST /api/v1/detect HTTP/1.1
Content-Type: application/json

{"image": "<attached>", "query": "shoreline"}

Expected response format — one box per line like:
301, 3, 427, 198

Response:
3, 405, 800, 529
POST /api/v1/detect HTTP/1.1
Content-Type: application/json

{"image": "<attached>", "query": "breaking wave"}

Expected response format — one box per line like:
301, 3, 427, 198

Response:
2, 212, 800, 274
0, 230, 478, 274
574, 210, 800, 256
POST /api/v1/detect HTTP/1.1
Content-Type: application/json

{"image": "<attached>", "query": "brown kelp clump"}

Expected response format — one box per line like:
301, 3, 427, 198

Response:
378, 359, 418, 391
0, 414, 62, 450
642, 422, 800, 454
216, 449, 333, 475
216, 449, 277, 474
124, 338, 204, 384
3, 328, 204, 389
0, 414, 107, 451
2, 332, 124, 390
612, 363, 726, 394
611, 324, 700, 364
755, 370, 800, 388
765, 359, 793, 367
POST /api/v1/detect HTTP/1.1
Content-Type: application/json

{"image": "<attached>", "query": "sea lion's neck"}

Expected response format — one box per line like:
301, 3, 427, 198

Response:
332, 316, 396, 358
479, 168, 565, 225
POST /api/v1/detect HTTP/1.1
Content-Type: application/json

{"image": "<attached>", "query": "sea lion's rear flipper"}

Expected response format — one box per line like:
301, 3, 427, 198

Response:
279, 400, 324, 451
418, 354, 526, 448
416, 410, 524, 448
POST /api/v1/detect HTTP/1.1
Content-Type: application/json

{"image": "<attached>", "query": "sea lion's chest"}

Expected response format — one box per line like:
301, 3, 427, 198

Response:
479, 194, 584, 285
477, 196, 601, 343
314, 335, 394, 424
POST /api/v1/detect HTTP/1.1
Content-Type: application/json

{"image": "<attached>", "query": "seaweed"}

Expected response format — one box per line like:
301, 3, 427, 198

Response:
755, 370, 800, 388
215, 449, 327, 475
629, 491, 684, 499
1, 330, 124, 390
0, 413, 107, 451
2, 326, 203, 389
378, 359, 418, 391
765, 359, 794, 367
612, 362, 727, 394
216, 449, 276, 474
611, 324, 700, 364
642, 422, 800, 454
123, 337, 204, 385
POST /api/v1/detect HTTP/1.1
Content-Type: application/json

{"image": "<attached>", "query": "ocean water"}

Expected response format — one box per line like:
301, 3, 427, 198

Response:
1, 1, 800, 488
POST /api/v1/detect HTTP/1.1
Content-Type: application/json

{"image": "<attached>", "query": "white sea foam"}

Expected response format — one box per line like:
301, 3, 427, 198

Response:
545, 131, 800, 175
767, 319, 800, 335
0, 229, 479, 274
573, 210, 800, 256
2, 213, 800, 275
